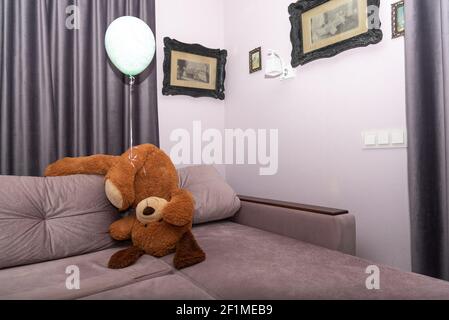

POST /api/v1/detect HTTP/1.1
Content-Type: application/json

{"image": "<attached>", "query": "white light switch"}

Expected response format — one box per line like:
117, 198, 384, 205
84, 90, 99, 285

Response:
364, 133, 377, 146
362, 129, 406, 149
391, 130, 405, 144
377, 131, 390, 145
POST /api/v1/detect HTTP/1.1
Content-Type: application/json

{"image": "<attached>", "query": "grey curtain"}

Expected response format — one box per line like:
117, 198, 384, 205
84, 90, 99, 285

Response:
0, 0, 159, 176
405, 0, 449, 280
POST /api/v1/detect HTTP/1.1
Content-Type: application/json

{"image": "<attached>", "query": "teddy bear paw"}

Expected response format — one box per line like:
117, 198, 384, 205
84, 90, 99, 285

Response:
44, 158, 72, 176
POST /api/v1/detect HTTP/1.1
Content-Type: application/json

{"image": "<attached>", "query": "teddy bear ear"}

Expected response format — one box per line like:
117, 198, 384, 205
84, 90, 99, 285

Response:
173, 231, 206, 270
108, 246, 145, 269
105, 179, 126, 209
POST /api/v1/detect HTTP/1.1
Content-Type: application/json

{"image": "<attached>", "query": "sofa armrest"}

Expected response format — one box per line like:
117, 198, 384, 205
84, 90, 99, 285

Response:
231, 195, 356, 255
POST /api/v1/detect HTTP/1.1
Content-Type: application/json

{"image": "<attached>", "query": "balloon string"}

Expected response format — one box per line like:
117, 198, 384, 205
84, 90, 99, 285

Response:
128, 75, 136, 167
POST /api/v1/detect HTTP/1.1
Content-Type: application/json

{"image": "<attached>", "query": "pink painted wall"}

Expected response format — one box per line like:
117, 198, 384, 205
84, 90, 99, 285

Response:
155, 0, 226, 175
155, 0, 410, 270
223, 0, 410, 270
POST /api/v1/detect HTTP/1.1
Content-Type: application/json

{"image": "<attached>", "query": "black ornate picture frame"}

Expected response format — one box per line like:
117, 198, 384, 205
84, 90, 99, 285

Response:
249, 47, 262, 73
162, 37, 227, 100
289, 0, 383, 67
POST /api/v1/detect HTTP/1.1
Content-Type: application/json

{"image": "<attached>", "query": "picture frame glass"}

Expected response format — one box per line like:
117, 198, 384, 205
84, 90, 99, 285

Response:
170, 50, 217, 90
395, 3, 405, 33
302, 0, 368, 54
251, 51, 261, 70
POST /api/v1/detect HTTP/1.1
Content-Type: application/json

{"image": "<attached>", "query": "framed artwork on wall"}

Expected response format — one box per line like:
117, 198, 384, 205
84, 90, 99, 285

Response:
249, 47, 262, 73
391, 1, 405, 39
162, 37, 227, 100
289, 0, 383, 67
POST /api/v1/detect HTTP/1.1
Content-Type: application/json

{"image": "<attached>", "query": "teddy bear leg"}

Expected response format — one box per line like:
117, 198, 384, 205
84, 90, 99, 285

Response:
45, 155, 118, 177
173, 230, 206, 270
108, 246, 145, 269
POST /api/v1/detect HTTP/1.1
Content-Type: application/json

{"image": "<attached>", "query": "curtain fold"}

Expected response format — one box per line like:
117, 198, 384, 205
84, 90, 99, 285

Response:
0, 0, 159, 176
405, 0, 449, 280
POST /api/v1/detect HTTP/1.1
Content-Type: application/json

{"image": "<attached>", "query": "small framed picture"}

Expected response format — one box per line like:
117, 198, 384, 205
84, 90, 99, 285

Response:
249, 47, 262, 73
391, 1, 405, 39
162, 37, 227, 100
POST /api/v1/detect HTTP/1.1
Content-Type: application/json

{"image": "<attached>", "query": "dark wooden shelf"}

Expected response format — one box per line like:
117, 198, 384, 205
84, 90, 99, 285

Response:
238, 195, 349, 216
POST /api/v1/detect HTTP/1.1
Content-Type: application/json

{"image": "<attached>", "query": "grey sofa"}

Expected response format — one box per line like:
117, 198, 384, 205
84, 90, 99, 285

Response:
1, 166, 449, 300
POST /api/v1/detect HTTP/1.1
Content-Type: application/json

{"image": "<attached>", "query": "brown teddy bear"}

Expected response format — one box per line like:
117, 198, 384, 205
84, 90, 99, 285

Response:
44, 144, 205, 270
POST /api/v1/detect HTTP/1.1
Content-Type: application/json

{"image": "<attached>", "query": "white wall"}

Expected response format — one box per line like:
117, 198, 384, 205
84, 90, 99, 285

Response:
155, 0, 225, 174
223, 0, 410, 271
155, 0, 411, 270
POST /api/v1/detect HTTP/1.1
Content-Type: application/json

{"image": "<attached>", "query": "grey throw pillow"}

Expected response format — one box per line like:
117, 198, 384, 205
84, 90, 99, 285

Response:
178, 165, 241, 224
0, 175, 118, 270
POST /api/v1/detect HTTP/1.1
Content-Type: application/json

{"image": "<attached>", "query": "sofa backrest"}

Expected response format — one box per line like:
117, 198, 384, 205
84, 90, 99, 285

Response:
0, 165, 240, 269
0, 175, 118, 270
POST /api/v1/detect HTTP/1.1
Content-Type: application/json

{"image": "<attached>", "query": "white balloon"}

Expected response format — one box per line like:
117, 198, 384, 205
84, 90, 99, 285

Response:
105, 16, 156, 76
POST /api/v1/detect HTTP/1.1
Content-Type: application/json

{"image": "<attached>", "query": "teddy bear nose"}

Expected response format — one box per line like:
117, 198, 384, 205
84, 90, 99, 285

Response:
143, 207, 155, 216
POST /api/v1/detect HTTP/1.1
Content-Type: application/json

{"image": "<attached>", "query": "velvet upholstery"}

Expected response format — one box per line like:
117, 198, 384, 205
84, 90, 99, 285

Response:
1, 222, 449, 299
0, 175, 118, 269
0, 247, 171, 300
0, 166, 238, 270
233, 200, 356, 255
164, 222, 449, 300
83, 275, 213, 300
178, 165, 241, 224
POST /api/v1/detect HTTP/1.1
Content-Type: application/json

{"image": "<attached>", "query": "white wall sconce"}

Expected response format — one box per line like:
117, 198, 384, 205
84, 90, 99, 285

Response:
265, 50, 296, 80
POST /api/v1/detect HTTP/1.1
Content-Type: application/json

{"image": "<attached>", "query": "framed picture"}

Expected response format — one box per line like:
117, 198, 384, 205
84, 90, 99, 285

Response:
162, 37, 227, 100
249, 47, 262, 73
289, 0, 383, 66
391, 1, 405, 39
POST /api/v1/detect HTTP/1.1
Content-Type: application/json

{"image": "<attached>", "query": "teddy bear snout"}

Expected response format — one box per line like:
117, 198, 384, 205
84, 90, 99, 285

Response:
143, 207, 155, 216
136, 196, 168, 224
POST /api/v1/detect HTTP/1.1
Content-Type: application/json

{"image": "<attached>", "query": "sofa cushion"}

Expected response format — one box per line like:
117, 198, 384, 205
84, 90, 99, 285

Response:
164, 222, 449, 299
0, 175, 118, 269
0, 247, 172, 299
82, 274, 214, 300
178, 165, 241, 224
